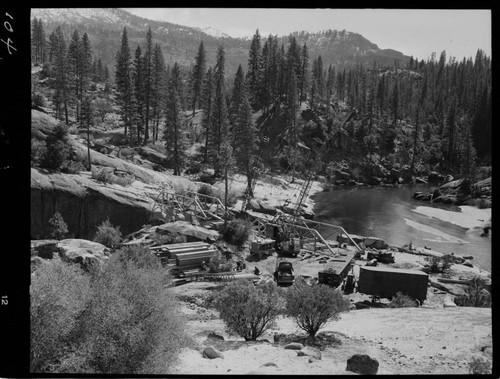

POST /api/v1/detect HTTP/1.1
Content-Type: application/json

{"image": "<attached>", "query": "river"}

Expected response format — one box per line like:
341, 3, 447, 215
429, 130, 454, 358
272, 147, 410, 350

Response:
311, 184, 492, 271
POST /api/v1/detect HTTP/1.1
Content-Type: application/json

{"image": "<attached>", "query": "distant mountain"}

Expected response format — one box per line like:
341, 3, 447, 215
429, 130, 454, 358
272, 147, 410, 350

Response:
31, 8, 410, 76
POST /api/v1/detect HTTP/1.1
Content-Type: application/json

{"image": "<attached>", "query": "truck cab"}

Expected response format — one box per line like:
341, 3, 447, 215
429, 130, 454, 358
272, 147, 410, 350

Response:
274, 260, 295, 286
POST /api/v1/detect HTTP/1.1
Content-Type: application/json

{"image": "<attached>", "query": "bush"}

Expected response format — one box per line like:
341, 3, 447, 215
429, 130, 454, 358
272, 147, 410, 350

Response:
42, 124, 71, 170
31, 138, 47, 166
388, 292, 417, 308
48, 212, 68, 240
425, 254, 454, 273
285, 281, 350, 337
468, 356, 491, 374
208, 251, 233, 273
214, 280, 283, 341
454, 276, 491, 307
30, 260, 91, 373
32, 92, 46, 108
223, 219, 253, 247
30, 246, 187, 374
93, 219, 122, 249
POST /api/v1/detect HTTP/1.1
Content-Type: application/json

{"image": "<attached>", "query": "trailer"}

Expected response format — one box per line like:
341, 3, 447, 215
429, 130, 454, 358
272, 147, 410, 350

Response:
358, 266, 429, 301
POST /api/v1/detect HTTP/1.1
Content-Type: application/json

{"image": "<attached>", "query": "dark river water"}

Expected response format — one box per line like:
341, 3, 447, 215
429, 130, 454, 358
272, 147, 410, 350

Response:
311, 184, 491, 271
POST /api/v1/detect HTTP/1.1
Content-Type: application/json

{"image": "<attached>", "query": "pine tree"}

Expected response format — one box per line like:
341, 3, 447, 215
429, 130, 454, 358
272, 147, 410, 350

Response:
201, 67, 214, 163
115, 27, 134, 138
189, 41, 206, 116
132, 45, 145, 144
298, 43, 310, 103
67, 29, 81, 122
80, 96, 94, 170
285, 67, 299, 183
51, 26, 70, 124
163, 63, 186, 176
234, 81, 259, 196
229, 64, 245, 132
247, 30, 262, 109
80, 33, 93, 98
143, 26, 154, 143
151, 43, 166, 141
209, 47, 231, 176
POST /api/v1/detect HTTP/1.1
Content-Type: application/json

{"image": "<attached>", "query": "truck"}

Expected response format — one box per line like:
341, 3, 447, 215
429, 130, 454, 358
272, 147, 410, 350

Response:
358, 266, 429, 302
318, 249, 357, 288
273, 260, 295, 286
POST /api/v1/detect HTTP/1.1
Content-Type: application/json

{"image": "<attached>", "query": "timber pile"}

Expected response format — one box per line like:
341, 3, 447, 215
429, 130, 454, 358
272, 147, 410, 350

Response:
150, 241, 217, 268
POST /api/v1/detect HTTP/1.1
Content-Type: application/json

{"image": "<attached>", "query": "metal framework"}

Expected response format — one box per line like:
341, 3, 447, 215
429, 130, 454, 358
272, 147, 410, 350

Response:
149, 187, 232, 222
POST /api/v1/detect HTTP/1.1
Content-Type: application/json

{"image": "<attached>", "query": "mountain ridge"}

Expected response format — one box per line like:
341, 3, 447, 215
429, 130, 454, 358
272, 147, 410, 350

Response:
31, 8, 410, 75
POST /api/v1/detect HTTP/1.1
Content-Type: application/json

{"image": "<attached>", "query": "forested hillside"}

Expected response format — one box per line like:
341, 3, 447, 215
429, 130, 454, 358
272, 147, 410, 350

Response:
31, 15, 491, 193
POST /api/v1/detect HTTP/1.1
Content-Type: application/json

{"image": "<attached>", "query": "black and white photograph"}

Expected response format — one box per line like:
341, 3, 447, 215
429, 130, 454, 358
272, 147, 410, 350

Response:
1, 6, 494, 376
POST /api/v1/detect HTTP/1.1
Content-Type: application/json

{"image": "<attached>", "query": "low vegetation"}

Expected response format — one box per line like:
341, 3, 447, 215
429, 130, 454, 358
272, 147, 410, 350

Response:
222, 219, 253, 248
388, 292, 418, 308
285, 280, 350, 337
93, 219, 122, 248
48, 212, 68, 240
214, 280, 283, 341
454, 276, 491, 307
30, 245, 187, 374
208, 251, 233, 273
425, 254, 454, 273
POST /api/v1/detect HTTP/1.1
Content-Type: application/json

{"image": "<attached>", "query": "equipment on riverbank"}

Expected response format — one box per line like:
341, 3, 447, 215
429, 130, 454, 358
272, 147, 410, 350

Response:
274, 260, 295, 286
358, 266, 429, 301
318, 248, 357, 288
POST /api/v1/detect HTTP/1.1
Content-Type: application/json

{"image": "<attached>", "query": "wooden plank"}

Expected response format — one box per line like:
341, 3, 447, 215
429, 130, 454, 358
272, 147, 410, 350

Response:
150, 241, 209, 250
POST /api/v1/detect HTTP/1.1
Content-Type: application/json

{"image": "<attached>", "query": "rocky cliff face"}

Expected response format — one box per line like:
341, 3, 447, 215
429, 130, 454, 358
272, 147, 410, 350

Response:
31, 168, 156, 239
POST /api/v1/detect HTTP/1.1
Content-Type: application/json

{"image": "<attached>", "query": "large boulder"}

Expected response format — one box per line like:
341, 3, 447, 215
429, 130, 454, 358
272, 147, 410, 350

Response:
346, 354, 379, 375
57, 239, 110, 267
202, 346, 224, 359
156, 221, 220, 241
440, 178, 464, 190
31, 168, 154, 240
137, 146, 168, 166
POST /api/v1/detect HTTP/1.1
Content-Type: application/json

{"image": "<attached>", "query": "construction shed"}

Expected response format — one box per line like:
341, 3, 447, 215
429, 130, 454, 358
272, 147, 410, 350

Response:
358, 266, 429, 301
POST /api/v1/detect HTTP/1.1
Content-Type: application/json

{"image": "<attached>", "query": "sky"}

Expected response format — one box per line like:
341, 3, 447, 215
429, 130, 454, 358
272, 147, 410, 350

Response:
124, 8, 491, 61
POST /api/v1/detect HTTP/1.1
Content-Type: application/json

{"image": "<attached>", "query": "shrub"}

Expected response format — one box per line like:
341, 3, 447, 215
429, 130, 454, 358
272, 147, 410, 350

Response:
42, 124, 71, 170
30, 260, 91, 373
214, 280, 283, 341
30, 246, 187, 374
94, 219, 122, 249
31, 138, 47, 166
388, 292, 417, 308
454, 276, 491, 307
223, 219, 253, 248
468, 356, 491, 374
32, 92, 46, 108
48, 212, 68, 240
425, 254, 454, 273
285, 281, 350, 337
208, 251, 234, 273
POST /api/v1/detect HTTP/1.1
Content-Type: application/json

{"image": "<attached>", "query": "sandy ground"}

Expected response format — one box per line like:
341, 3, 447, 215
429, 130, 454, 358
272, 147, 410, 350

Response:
170, 280, 492, 375
412, 205, 491, 230
169, 174, 492, 375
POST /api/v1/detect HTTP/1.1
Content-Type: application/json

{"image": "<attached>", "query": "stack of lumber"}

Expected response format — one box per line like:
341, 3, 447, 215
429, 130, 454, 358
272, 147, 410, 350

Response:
150, 241, 217, 268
